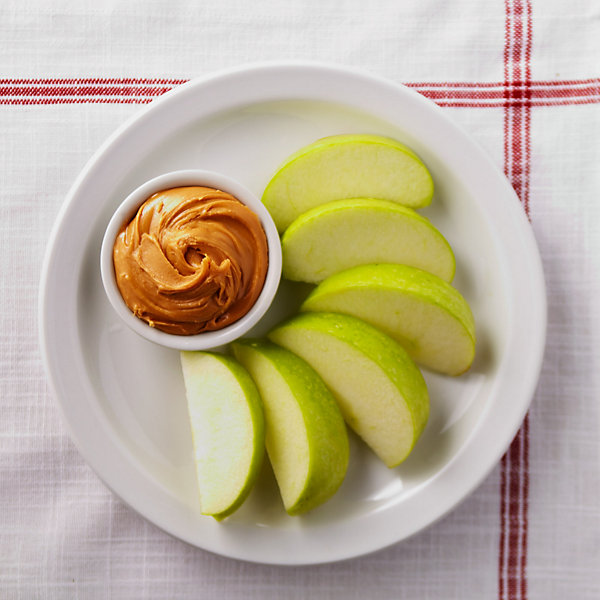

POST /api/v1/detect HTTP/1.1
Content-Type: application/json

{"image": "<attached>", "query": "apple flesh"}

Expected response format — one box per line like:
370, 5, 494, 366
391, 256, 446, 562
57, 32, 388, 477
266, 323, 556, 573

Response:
231, 339, 349, 515
269, 312, 429, 467
262, 134, 434, 232
180, 351, 265, 520
281, 198, 455, 283
301, 264, 476, 376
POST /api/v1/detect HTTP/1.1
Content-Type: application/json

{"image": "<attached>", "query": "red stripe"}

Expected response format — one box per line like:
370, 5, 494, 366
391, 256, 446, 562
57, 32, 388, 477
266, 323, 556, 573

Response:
507, 426, 524, 599
0, 78, 598, 107
0, 84, 176, 98
1, 77, 597, 89
426, 98, 600, 107
0, 98, 155, 105
407, 78, 600, 87
0, 77, 186, 85
521, 415, 530, 600
499, 454, 508, 600
499, 1, 531, 598
409, 85, 600, 101
524, 0, 533, 217
408, 78, 600, 108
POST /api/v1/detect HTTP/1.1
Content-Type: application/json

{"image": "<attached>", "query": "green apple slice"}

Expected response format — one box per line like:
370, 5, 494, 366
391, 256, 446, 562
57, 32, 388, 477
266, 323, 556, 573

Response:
180, 351, 265, 520
262, 134, 434, 232
231, 339, 349, 515
301, 264, 476, 376
268, 312, 429, 468
281, 198, 455, 283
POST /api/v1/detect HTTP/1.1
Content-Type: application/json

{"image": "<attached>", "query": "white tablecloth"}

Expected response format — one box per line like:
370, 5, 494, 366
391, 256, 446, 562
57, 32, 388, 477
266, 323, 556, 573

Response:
1, 1, 599, 598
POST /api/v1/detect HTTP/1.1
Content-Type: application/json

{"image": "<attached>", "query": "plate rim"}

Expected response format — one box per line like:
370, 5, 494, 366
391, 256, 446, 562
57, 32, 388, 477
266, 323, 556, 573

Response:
38, 61, 547, 565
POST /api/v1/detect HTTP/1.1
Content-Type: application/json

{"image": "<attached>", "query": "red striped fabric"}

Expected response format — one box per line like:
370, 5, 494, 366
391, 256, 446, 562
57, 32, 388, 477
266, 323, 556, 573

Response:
0, 10, 596, 593
1, 76, 599, 106
499, 1, 532, 599
0, 78, 184, 104
409, 82, 600, 107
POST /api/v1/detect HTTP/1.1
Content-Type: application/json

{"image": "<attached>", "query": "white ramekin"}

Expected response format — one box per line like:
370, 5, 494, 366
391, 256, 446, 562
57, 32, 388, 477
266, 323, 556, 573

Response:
100, 169, 282, 350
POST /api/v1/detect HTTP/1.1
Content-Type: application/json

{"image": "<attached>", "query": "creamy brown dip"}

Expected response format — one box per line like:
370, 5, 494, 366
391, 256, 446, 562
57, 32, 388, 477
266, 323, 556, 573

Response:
113, 186, 268, 335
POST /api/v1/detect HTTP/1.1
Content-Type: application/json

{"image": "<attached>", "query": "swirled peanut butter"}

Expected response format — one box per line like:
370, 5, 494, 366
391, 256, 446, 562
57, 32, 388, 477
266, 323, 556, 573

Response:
113, 186, 269, 335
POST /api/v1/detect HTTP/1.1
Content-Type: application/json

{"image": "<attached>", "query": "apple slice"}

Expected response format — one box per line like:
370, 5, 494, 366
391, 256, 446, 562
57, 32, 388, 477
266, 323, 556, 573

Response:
180, 351, 264, 520
269, 312, 429, 468
301, 264, 476, 376
262, 134, 434, 232
281, 198, 455, 283
231, 339, 349, 515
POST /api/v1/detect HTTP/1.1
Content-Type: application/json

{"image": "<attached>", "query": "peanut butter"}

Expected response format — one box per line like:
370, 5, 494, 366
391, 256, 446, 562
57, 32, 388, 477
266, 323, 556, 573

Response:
113, 186, 268, 335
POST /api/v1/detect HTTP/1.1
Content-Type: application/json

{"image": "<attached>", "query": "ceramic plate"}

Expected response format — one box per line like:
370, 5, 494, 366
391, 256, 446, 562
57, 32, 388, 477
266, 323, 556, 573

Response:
39, 63, 546, 565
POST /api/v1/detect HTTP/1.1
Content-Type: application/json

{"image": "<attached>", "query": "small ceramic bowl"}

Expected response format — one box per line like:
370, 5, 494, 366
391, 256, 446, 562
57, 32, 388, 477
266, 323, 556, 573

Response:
100, 169, 282, 350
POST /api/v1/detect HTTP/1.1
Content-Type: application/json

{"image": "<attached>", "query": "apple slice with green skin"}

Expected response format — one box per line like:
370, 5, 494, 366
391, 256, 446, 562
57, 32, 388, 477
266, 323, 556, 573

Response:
231, 339, 349, 515
301, 264, 476, 376
262, 134, 434, 232
268, 312, 429, 468
180, 351, 265, 520
281, 198, 455, 283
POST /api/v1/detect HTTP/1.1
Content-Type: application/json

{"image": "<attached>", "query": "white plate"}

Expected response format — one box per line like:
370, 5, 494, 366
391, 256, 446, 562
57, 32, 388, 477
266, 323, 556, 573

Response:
39, 63, 546, 565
